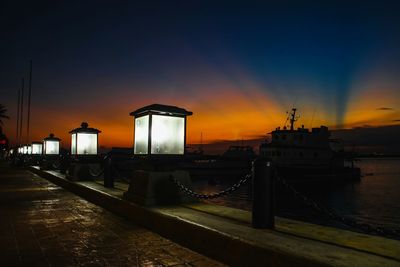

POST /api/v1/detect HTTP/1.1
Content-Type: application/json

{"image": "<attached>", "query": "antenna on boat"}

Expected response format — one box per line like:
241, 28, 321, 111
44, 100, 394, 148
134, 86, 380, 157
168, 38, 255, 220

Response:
289, 108, 299, 130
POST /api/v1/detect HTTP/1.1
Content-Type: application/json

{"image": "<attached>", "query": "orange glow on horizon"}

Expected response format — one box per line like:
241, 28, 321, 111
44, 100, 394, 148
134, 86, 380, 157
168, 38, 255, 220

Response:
4, 71, 400, 150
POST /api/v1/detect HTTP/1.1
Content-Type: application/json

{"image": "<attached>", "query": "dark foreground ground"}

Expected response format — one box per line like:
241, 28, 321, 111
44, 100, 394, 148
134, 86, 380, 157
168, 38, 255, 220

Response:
0, 163, 224, 267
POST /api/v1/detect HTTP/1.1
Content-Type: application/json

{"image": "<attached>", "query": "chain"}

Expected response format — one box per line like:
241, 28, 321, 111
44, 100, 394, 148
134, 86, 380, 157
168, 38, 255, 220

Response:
89, 167, 104, 177
52, 161, 61, 169
277, 176, 400, 239
170, 173, 251, 199
110, 164, 131, 183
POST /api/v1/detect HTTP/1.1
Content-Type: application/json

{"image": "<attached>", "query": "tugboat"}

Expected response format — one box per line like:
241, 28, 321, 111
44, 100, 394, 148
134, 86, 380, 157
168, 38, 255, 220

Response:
259, 108, 360, 182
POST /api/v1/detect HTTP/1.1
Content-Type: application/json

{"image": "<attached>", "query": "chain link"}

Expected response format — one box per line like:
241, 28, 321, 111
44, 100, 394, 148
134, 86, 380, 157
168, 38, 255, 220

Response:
277, 175, 400, 238
89, 167, 104, 178
109, 162, 131, 183
170, 173, 251, 199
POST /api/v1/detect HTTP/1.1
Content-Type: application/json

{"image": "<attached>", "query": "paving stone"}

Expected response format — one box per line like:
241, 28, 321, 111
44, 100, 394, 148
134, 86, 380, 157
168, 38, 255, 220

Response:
0, 163, 225, 267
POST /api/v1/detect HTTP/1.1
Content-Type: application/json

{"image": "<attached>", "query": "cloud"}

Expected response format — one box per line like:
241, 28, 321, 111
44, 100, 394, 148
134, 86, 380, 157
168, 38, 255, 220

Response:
377, 107, 394, 110
393, 119, 400, 122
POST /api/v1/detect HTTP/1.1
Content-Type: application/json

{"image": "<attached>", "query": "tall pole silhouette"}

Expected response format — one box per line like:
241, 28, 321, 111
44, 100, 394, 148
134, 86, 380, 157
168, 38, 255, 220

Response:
19, 78, 24, 144
16, 89, 21, 144
27, 60, 32, 143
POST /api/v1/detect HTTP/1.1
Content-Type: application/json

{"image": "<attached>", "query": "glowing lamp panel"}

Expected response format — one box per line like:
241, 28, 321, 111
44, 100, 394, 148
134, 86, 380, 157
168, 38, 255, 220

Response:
134, 115, 149, 154
45, 141, 59, 155
71, 133, 77, 154
151, 115, 185, 154
77, 133, 97, 155
32, 144, 43, 154
27, 146, 32, 154
23, 146, 28, 154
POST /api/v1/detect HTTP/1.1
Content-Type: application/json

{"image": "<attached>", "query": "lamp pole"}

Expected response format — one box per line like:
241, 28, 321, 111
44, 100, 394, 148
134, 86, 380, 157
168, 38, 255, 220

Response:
19, 78, 24, 144
27, 60, 33, 143
16, 89, 20, 145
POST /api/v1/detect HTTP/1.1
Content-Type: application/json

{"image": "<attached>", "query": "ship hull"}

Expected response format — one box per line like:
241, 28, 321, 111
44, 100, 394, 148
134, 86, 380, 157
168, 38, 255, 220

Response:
276, 166, 361, 183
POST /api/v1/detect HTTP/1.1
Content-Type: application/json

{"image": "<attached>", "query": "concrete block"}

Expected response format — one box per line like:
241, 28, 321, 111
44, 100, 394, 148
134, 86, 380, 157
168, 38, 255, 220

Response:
123, 170, 197, 206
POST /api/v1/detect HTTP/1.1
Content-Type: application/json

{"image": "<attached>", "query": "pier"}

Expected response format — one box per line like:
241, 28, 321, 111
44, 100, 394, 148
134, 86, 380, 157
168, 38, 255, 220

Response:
2, 162, 398, 266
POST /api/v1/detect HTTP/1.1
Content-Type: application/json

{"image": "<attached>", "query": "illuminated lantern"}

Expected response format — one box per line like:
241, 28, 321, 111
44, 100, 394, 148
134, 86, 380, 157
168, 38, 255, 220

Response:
31, 142, 43, 155
69, 122, 101, 155
43, 133, 61, 155
130, 104, 193, 155
23, 145, 28, 154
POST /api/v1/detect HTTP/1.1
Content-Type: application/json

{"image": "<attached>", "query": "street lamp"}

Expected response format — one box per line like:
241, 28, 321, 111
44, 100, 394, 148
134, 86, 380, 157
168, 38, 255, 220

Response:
130, 104, 192, 155
66, 122, 101, 181
23, 145, 28, 154
43, 133, 61, 155
124, 104, 194, 206
69, 122, 101, 156
31, 142, 43, 155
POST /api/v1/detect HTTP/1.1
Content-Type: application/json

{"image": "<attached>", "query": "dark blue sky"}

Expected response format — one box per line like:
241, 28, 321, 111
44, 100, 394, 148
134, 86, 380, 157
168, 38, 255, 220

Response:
1, 1, 400, 146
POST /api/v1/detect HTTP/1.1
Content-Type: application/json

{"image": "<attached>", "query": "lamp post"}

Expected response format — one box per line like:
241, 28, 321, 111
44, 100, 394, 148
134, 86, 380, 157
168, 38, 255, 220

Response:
69, 122, 101, 156
67, 122, 102, 181
29, 141, 43, 166
31, 142, 43, 155
40, 133, 61, 170
23, 145, 28, 155
123, 104, 195, 206
43, 134, 61, 155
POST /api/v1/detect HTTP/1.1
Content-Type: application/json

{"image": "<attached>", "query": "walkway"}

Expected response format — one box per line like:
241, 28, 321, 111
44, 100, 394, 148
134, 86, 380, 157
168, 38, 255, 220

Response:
0, 163, 224, 266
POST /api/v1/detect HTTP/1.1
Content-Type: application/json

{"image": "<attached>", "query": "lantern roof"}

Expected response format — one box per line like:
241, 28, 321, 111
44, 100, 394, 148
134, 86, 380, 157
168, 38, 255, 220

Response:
130, 104, 193, 117
69, 122, 101, 134
43, 133, 61, 141
32, 141, 42, 145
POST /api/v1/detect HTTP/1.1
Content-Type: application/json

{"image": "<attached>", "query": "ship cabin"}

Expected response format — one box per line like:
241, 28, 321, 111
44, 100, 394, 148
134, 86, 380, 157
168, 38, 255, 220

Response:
260, 125, 344, 168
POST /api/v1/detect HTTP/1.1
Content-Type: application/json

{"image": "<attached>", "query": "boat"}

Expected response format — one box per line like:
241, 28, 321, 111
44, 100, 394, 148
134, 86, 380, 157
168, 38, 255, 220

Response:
182, 145, 256, 181
259, 108, 361, 182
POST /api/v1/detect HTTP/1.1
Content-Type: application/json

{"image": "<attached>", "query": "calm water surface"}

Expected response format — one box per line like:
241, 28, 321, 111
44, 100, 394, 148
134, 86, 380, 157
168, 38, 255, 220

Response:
192, 158, 400, 230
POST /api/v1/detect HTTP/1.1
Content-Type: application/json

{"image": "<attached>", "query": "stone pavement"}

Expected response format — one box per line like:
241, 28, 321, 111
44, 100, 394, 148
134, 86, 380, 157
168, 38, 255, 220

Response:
0, 163, 225, 267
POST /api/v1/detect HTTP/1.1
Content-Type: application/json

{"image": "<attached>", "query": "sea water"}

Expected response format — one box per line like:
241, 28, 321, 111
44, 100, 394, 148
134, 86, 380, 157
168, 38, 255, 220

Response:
192, 158, 400, 230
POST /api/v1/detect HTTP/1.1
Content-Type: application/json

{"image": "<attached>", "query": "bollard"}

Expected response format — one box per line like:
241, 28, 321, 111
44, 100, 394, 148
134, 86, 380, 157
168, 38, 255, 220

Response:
59, 154, 70, 174
104, 156, 114, 188
252, 157, 275, 229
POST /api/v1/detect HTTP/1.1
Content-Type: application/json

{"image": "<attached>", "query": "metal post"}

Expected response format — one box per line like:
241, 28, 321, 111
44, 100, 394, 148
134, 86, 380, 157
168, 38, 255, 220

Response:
104, 156, 114, 188
19, 78, 24, 144
27, 60, 32, 143
16, 89, 20, 145
252, 157, 275, 229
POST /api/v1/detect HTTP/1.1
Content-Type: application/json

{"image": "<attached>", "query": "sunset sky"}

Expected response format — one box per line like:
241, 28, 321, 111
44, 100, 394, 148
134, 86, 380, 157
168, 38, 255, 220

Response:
1, 1, 400, 151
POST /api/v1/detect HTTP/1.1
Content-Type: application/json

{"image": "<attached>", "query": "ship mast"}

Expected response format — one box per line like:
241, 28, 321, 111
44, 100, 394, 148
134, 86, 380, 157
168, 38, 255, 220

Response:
289, 108, 299, 130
